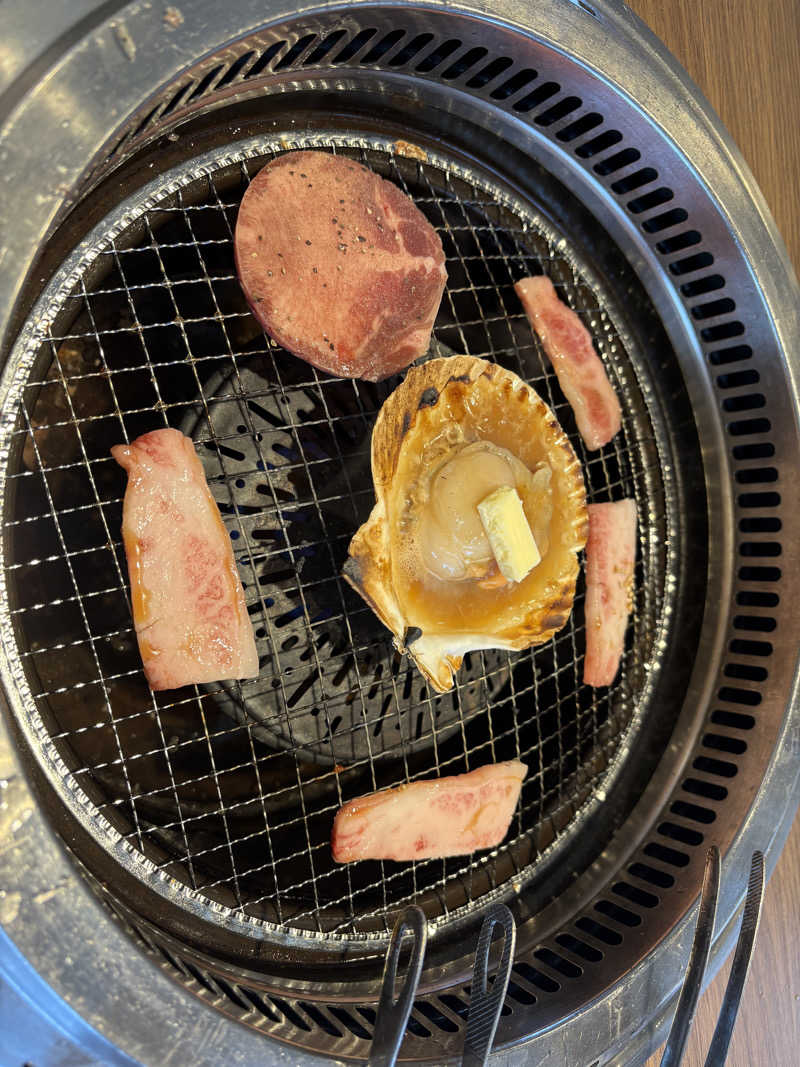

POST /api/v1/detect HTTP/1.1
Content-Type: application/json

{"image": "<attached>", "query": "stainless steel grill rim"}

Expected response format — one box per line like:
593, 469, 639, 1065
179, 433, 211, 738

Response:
1, 1, 799, 1064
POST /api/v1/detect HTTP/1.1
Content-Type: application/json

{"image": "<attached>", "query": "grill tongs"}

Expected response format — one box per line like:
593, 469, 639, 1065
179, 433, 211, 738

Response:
368, 906, 428, 1067
660, 847, 765, 1067
368, 902, 516, 1067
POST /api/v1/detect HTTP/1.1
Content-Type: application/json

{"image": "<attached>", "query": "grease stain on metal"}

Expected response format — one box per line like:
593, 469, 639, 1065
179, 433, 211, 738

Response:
113, 22, 137, 62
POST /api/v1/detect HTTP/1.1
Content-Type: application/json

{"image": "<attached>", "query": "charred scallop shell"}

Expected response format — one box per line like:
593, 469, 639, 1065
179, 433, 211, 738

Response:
343, 356, 588, 692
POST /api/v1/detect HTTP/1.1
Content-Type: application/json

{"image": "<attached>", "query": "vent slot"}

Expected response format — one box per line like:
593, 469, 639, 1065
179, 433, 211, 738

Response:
159, 84, 194, 120
611, 166, 658, 194
215, 51, 257, 87
415, 38, 462, 73
556, 111, 603, 142
738, 566, 781, 583
187, 65, 224, 102
243, 41, 287, 79
712, 709, 756, 730
692, 754, 739, 777
735, 465, 777, 482
556, 933, 603, 963
704, 321, 747, 343
669, 251, 715, 274
514, 81, 561, 112
534, 948, 582, 978
535, 95, 582, 126
644, 841, 690, 868
695, 298, 738, 321
739, 541, 781, 558
627, 187, 673, 213
710, 343, 753, 364
297, 1001, 342, 1036
272, 997, 312, 1032
734, 444, 775, 462
438, 993, 470, 1019
659, 820, 705, 845
683, 777, 728, 801
658, 230, 702, 255
465, 55, 513, 89
490, 68, 538, 100
738, 490, 780, 507
613, 881, 659, 908
629, 862, 674, 889
730, 637, 773, 657
595, 900, 641, 927
184, 961, 223, 998
736, 589, 779, 608
360, 29, 405, 65
304, 30, 348, 66
214, 977, 255, 1014
725, 661, 769, 681
575, 129, 623, 158
703, 733, 747, 755
718, 369, 760, 391
237, 987, 280, 1022
734, 614, 776, 632
413, 1000, 460, 1033
442, 46, 489, 80
275, 34, 317, 70
575, 916, 622, 945
594, 147, 641, 176
506, 980, 537, 1005
333, 28, 377, 64
670, 800, 716, 824
329, 1006, 372, 1039
513, 961, 560, 993
728, 417, 771, 435
718, 685, 762, 705
406, 1015, 432, 1038
642, 207, 689, 232
681, 272, 725, 295
385, 32, 432, 66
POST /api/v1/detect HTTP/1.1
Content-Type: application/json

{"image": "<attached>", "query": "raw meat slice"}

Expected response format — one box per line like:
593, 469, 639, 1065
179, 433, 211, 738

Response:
234, 150, 447, 382
331, 761, 527, 863
583, 499, 637, 687
515, 275, 622, 450
112, 428, 258, 691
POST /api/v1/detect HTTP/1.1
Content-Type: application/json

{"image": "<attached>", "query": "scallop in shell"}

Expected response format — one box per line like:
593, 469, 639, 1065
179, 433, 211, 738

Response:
343, 356, 588, 692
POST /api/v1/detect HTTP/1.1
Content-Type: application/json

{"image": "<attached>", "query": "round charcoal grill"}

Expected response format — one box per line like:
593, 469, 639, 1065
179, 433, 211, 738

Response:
3, 135, 671, 939
0, 2, 798, 1065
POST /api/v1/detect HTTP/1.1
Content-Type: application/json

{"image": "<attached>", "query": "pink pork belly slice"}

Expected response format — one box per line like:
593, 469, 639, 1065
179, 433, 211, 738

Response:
112, 428, 258, 691
235, 150, 447, 382
331, 760, 527, 863
583, 499, 637, 687
515, 274, 622, 450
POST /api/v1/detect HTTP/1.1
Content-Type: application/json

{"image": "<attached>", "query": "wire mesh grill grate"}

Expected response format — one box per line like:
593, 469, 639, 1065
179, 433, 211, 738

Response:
2, 136, 667, 937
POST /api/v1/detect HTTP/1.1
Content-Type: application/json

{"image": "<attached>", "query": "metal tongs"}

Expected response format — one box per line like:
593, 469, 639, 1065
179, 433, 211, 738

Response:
660, 847, 765, 1067
368, 906, 428, 1067
462, 902, 517, 1067
368, 902, 516, 1067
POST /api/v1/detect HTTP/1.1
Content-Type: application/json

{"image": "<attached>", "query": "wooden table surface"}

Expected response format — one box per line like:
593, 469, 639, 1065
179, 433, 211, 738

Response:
628, 2, 800, 1065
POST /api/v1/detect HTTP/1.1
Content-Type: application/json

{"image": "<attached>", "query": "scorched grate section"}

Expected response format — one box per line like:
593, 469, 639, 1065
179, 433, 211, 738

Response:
2, 136, 667, 937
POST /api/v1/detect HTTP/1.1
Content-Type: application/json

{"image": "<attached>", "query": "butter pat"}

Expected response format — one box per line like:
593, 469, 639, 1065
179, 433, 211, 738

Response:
477, 485, 541, 583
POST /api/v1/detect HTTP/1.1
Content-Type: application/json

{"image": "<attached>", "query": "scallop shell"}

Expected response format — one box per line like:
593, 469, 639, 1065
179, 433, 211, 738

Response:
343, 356, 588, 692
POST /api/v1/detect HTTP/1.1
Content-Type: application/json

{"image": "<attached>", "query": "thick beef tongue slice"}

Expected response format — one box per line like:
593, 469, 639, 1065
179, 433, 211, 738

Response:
235, 150, 447, 382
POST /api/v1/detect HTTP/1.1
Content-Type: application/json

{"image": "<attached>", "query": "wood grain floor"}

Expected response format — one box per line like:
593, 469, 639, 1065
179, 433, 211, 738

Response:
629, 2, 800, 1065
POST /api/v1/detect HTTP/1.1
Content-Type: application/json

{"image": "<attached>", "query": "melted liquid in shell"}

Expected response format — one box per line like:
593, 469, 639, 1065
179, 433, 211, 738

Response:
417, 439, 552, 583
